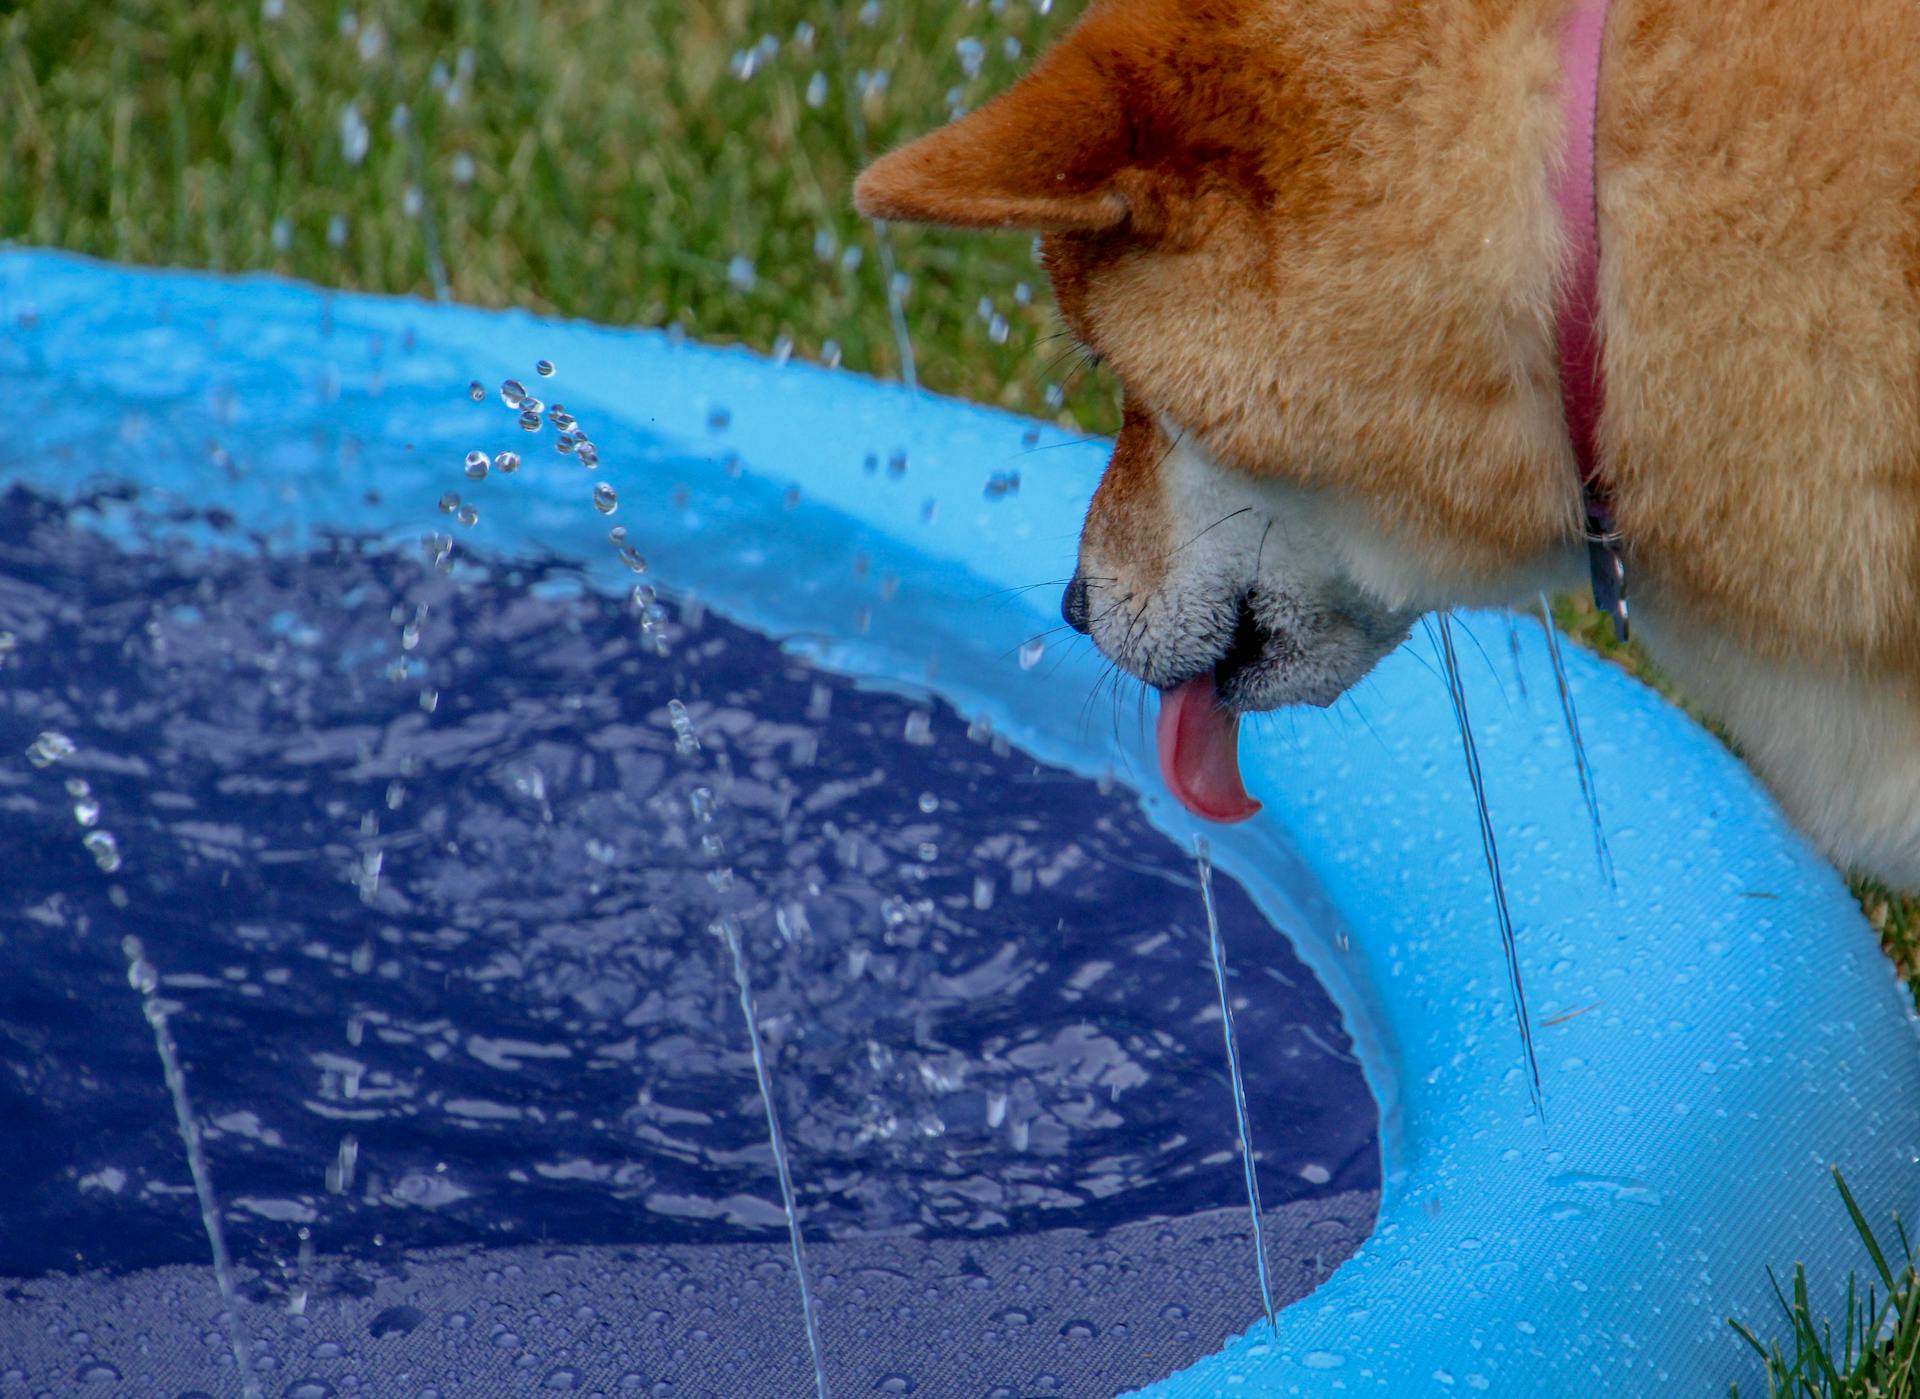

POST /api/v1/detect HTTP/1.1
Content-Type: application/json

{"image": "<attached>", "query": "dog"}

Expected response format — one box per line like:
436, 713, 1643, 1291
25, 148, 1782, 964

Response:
855, 0, 1920, 891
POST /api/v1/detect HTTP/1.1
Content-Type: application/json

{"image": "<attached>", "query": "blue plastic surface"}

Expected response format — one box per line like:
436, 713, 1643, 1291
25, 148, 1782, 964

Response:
3, 249, 1918, 1396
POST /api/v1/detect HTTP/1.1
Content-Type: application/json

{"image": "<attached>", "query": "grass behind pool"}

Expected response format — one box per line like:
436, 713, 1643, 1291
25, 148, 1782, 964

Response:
2, 0, 1113, 430
6, 0, 1917, 1391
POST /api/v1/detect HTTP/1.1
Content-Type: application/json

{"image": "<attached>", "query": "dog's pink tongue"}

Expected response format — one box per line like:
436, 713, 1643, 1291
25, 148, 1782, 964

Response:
1156, 671, 1262, 823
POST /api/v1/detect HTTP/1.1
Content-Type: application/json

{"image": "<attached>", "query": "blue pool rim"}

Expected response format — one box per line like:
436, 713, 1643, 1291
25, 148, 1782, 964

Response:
3, 248, 1919, 1395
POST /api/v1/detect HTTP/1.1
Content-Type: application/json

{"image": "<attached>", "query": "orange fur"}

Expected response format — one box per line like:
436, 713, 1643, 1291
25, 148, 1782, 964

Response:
856, 0, 1920, 886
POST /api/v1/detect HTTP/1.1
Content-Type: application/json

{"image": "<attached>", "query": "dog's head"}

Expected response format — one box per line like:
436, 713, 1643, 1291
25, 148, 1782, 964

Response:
857, 0, 1584, 816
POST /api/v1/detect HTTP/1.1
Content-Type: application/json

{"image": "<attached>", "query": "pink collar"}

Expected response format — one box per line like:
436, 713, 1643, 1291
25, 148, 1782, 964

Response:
1552, 0, 1628, 638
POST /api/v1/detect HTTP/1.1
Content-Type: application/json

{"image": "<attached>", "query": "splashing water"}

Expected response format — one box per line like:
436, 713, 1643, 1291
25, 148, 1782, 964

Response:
1429, 615, 1545, 1124
818, 0, 917, 390
1195, 836, 1277, 1336
23, 725, 259, 1371
1536, 593, 1615, 889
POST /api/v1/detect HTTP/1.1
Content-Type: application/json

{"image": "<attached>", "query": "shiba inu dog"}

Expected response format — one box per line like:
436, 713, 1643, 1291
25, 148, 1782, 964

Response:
856, 0, 1920, 891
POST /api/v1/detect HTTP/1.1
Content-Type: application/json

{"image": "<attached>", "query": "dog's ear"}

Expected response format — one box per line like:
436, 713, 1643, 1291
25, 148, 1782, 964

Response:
854, 40, 1131, 233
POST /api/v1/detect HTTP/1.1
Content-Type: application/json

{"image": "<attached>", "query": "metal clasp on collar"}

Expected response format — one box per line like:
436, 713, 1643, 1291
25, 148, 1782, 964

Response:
1584, 499, 1628, 643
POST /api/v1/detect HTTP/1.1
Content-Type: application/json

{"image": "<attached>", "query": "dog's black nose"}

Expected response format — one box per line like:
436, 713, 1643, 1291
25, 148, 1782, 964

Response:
1061, 575, 1092, 634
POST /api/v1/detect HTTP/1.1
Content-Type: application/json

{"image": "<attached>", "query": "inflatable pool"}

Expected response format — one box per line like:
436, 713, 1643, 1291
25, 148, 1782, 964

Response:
2, 249, 1918, 1397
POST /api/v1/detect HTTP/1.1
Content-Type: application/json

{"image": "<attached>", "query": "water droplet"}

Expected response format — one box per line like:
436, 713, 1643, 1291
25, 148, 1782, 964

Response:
1018, 638, 1045, 669
917, 793, 938, 814
519, 410, 542, 432
339, 105, 369, 166
536, 359, 556, 377
667, 700, 700, 756
286, 1382, 336, 1399
122, 941, 157, 998
438, 491, 461, 513
576, 441, 600, 468
75, 1360, 121, 1384
468, 381, 485, 402
1545, 1171, 1664, 1207
27, 730, 76, 767
501, 378, 527, 407
1299, 1163, 1332, 1185
1301, 1351, 1346, 1370
593, 484, 618, 515
1059, 1319, 1098, 1340
493, 451, 520, 474
83, 830, 121, 872
874, 1377, 915, 1394
542, 1369, 581, 1391
464, 450, 489, 479
456, 505, 479, 527
368, 1305, 424, 1338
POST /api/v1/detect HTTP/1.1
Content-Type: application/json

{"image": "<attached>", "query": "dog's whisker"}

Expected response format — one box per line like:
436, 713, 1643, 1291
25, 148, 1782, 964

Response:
1161, 506, 1255, 563
974, 577, 1078, 602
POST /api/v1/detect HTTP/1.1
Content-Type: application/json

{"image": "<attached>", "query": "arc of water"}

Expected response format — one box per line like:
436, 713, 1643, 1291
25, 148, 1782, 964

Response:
718, 917, 832, 1399
683, 747, 830, 1399
122, 936, 264, 1399
1195, 836, 1278, 1335
1536, 593, 1616, 890
1429, 614, 1546, 1125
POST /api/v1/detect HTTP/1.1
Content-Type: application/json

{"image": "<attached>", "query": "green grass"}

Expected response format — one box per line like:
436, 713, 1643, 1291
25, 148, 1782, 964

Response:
1730, 1171, 1920, 1398
5, 0, 1917, 1388
1, 0, 1117, 431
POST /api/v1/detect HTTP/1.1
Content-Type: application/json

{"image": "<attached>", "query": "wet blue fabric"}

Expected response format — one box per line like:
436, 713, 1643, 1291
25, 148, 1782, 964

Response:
2, 249, 1918, 1396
